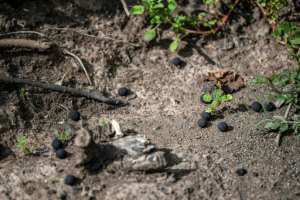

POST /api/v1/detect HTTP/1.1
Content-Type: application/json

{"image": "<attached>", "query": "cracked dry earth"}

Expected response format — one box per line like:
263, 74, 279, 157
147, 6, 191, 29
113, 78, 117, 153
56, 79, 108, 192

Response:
0, 0, 300, 200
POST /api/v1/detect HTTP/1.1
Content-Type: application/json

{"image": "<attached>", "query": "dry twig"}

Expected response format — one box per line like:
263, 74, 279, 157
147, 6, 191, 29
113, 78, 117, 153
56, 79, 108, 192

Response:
63, 50, 93, 85
120, 0, 130, 17
0, 76, 126, 106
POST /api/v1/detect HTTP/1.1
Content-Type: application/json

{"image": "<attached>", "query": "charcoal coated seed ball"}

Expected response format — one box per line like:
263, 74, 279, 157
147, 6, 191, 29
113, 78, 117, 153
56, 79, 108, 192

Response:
118, 87, 130, 96
64, 175, 76, 186
238, 104, 248, 112
170, 57, 183, 66
52, 138, 63, 150
217, 122, 228, 132
265, 102, 276, 112
198, 118, 208, 128
236, 168, 248, 176
251, 101, 263, 112
201, 111, 212, 121
68, 110, 80, 121
56, 149, 67, 159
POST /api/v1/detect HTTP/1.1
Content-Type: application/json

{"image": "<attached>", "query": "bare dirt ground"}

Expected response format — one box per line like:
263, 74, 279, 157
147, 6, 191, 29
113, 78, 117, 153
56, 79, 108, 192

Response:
0, 0, 300, 199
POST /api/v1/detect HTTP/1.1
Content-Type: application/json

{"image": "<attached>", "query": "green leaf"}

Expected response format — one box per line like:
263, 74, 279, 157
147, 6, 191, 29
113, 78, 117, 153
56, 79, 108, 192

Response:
130, 5, 145, 15
169, 38, 180, 52
252, 75, 269, 85
205, 107, 214, 113
265, 121, 280, 130
143, 29, 156, 42
212, 89, 224, 100
203, 0, 215, 5
202, 93, 213, 103
153, 3, 164, 9
290, 32, 300, 45
168, 0, 177, 13
204, 19, 217, 28
279, 123, 289, 133
221, 94, 233, 102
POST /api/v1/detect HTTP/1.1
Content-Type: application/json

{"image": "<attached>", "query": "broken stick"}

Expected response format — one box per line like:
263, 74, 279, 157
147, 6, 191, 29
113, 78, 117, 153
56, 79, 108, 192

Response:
0, 76, 126, 106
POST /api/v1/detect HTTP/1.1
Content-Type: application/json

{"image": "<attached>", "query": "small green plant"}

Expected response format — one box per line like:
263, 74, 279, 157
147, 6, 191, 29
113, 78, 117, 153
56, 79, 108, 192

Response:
253, 21, 300, 144
16, 135, 33, 155
256, 0, 288, 21
19, 87, 28, 97
202, 88, 233, 113
55, 129, 71, 144
130, 0, 239, 52
254, 68, 300, 134
99, 117, 110, 128
273, 22, 300, 49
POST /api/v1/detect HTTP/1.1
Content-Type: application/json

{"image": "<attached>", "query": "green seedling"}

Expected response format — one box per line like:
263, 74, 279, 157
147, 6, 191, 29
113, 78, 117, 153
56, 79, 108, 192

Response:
202, 88, 233, 113
16, 135, 33, 155
99, 117, 110, 128
130, 0, 239, 52
19, 87, 28, 97
256, 0, 288, 21
55, 129, 71, 144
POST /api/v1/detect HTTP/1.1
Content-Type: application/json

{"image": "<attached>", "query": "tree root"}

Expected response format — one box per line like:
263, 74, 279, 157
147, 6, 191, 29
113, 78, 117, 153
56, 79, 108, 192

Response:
0, 76, 126, 106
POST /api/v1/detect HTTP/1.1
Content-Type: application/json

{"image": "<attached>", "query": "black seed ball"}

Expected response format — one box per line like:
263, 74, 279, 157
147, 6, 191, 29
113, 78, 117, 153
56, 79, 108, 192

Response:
170, 57, 185, 66
251, 101, 263, 112
201, 111, 212, 121
68, 110, 81, 121
198, 118, 208, 128
265, 102, 276, 112
236, 168, 248, 176
52, 138, 63, 150
118, 87, 130, 97
217, 122, 229, 132
238, 104, 248, 112
56, 149, 67, 159
64, 175, 77, 186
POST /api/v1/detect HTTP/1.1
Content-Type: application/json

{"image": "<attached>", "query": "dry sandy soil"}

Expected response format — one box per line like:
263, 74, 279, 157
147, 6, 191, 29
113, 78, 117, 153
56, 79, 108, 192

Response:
0, 0, 300, 199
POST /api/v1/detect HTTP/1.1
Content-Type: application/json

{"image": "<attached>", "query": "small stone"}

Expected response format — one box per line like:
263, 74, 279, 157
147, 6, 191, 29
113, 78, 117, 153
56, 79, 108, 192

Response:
64, 175, 77, 186
236, 168, 248, 176
74, 128, 92, 148
68, 110, 80, 121
118, 87, 130, 96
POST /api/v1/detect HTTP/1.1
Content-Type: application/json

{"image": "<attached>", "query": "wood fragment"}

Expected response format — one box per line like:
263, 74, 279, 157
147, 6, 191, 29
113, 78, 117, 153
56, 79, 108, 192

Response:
0, 38, 51, 50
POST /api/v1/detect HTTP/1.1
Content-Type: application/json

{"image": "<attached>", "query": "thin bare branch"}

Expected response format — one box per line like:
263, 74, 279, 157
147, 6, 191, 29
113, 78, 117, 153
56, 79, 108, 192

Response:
63, 49, 93, 86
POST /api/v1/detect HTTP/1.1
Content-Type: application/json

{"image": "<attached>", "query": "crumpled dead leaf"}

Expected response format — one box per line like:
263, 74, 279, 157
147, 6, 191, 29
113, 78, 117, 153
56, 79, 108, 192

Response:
203, 68, 245, 93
